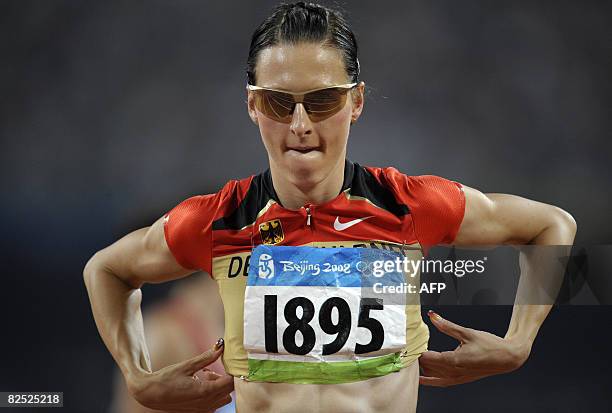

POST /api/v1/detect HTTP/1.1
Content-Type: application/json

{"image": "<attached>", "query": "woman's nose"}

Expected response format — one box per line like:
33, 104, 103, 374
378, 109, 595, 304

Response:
290, 103, 313, 136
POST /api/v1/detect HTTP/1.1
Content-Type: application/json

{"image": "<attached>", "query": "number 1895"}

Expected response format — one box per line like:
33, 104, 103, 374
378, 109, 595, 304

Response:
264, 295, 385, 356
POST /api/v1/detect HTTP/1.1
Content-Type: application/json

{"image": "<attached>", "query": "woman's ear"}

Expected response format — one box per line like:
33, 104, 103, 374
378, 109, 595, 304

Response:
246, 90, 259, 125
350, 81, 365, 124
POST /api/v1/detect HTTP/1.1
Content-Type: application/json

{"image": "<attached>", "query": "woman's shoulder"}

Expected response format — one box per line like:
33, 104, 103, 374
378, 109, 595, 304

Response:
359, 163, 461, 192
356, 162, 464, 213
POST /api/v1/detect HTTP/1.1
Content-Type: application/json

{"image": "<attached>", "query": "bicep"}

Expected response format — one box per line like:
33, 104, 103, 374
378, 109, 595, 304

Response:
454, 185, 568, 246
92, 215, 194, 288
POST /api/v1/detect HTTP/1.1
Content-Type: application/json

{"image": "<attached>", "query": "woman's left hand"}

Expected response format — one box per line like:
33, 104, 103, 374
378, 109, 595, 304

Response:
419, 310, 531, 387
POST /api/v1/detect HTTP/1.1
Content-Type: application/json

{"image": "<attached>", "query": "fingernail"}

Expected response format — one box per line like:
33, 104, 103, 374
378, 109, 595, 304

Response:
428, 310, 442, 321
214, 338, 224, 350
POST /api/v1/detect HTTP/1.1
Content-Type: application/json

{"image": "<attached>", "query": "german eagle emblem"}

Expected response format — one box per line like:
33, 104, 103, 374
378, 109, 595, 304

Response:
259, 219, 284, 245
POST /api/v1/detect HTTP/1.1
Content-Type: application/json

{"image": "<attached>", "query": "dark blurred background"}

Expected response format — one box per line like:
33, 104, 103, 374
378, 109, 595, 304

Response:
0, 0, 610, 411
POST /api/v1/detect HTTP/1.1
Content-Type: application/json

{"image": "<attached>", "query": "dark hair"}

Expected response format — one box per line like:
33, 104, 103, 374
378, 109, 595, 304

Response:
246, 2, 360, 85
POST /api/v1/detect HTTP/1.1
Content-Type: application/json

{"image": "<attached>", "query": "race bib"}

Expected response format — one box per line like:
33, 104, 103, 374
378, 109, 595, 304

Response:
244, 245, 408, 384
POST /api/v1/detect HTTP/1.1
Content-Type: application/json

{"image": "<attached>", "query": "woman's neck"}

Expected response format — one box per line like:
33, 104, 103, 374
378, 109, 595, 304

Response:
269, 158, 346, 210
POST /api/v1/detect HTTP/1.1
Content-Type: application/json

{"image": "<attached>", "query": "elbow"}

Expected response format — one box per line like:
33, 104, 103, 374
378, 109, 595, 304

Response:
83, 251, 103, 290
551, 206, 577, 243
556, 207, 577, 235
83, 250, 143, 290
530, 205, 577, 245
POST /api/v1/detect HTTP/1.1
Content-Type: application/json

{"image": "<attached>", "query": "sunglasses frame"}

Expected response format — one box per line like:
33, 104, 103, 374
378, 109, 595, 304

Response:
246, 82, 359, 123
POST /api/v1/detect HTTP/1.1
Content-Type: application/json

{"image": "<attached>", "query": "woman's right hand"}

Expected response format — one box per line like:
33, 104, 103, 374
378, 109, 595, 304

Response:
128, 340, 234, 413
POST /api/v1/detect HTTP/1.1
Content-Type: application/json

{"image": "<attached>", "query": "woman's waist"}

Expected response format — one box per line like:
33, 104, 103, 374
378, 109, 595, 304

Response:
233, 359, 419, 413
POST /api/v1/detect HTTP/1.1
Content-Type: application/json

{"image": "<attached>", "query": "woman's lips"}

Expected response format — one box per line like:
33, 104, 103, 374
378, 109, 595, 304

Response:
286, 147, 320, 153
285, 147, 322, 159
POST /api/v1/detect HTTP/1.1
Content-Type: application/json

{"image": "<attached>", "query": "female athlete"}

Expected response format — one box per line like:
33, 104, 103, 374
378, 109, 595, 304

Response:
84, 2, 576, 413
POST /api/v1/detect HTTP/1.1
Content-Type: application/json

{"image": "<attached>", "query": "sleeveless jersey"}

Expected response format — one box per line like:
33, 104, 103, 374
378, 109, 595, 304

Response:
163, 160, 465, 377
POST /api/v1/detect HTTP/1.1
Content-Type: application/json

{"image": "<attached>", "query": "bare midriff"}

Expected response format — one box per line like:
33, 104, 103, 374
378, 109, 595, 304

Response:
233, 359, 419, 413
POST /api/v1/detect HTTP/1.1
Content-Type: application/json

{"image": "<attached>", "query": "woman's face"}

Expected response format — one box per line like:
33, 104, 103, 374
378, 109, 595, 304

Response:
247, 42, 364, 186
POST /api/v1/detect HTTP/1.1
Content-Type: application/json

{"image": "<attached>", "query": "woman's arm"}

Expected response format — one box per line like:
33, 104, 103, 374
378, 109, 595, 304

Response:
455, 187, 576, 246
83, 216, 233, 410
419, 186, 577, 386
108, 306, 213, 413
457, 187, 577, 345
83, 216, 189, 381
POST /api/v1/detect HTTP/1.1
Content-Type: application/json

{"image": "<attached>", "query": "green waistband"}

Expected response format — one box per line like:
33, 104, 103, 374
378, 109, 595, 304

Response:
247, 352, 403, 384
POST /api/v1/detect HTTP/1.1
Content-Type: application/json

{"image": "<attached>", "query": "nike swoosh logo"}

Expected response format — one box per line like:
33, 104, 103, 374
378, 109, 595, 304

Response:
333, 216, 373, 231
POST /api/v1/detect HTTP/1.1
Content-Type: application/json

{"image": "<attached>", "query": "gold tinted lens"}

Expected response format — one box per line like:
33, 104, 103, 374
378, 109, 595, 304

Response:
255, 90, 294, 123
303, 88, 348, 121
252, 86, 352, 123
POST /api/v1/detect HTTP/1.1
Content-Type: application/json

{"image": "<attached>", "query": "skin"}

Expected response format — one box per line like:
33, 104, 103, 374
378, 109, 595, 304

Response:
83, 225, 232, 413
247, 43, 364, 210
83, 42, 576, 412
419, 190, 576, 387
109, 276, 228, 413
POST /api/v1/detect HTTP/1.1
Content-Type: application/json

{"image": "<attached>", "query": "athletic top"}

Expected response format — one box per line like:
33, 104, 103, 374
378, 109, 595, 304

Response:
163, 159, 465, 377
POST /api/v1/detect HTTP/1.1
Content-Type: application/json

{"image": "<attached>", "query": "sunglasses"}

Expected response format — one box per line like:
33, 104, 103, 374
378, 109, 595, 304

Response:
247, 83, 358, 123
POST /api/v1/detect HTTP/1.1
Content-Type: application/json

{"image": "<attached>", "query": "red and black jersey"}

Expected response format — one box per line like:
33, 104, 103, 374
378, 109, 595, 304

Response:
163, 159, 465, 376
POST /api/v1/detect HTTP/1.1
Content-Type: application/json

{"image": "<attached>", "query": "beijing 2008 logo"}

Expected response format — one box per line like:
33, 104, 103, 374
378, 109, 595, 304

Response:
258, 253, 275, 279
